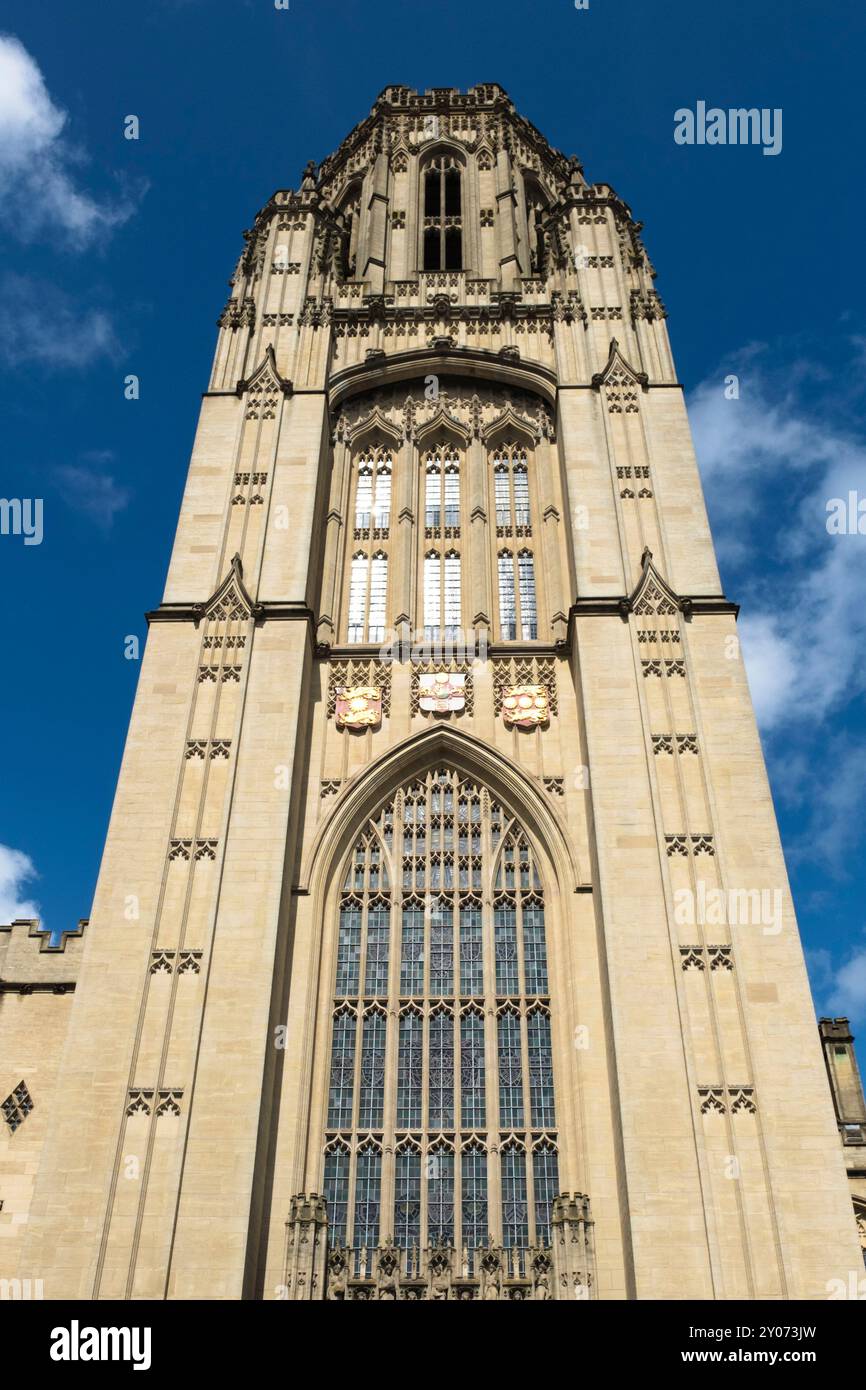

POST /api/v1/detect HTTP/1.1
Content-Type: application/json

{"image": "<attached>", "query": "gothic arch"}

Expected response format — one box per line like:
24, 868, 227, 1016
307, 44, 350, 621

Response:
482, 405, 542, 449
344, 408, 403, 450
299, 724, 585, 901
415, 407, 471, 450
296, 733, 586, 1258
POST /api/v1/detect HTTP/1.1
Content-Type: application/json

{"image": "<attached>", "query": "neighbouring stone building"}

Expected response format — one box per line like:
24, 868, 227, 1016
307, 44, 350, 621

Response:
1, 85, 862, 1300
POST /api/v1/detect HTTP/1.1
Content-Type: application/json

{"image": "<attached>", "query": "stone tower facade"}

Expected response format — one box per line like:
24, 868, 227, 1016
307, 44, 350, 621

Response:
4, 85, 861, 1301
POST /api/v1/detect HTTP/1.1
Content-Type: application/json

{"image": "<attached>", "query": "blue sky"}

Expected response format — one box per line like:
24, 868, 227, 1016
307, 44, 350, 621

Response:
0, 1, 864, 1051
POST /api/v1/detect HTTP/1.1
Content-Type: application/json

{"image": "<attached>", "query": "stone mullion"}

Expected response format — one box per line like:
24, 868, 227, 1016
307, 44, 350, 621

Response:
468, 438, 490, 631
482, 794, 502, 1245
394, 438, 416, 639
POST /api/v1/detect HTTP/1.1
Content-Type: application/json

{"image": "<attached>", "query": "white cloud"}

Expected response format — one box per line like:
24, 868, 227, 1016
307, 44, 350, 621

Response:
689, 359, 866, 731
0, 843, 41, 924
827, 948, 866, 1026
54, 459, 131, 530
812, 939, 866, 1028
0, 273, 119, 369
0, 33, 136, 247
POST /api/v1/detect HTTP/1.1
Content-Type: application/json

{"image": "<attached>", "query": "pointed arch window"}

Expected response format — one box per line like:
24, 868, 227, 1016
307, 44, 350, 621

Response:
428, 1141, 455, 1245
347, 549, 388, 644
493, 446, 531, 536
323, 770, 559, 1252
346, 445, 391, 643
424, 550, 461, 642
354, 450, 392, 537
422, 155, 462, 270
394, 1142, 422, 1248
425, 448, 461, 537
533, 1141, 559, 1248
323, 1141, 351, 1246
497, 549, 537, 641
354, 1142, 382, 1249
501, 1143, 529, 1249
461, 1142, 488, 1249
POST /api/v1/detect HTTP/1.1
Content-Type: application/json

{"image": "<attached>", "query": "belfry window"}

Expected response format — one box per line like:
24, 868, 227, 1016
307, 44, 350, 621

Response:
322, 769, 559, 1253
423, 156, 463, 270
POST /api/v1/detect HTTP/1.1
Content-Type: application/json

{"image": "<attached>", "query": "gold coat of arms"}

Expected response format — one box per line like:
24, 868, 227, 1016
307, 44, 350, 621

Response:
501, 685, 548, 728
336, 686, 382, 729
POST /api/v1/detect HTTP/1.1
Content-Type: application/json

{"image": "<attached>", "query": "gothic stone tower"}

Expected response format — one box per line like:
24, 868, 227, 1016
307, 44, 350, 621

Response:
11, 85, 861, 1301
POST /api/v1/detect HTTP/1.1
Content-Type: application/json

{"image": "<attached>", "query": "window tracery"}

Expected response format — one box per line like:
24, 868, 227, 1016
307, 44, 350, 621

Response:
323, 768, 559, 1253
422, 155, 463, 270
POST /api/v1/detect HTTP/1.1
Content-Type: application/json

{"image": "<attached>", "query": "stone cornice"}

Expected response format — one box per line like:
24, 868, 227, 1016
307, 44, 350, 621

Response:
146, 600, 317, 628
328, 345, 558, 410
567, 594, 740, 620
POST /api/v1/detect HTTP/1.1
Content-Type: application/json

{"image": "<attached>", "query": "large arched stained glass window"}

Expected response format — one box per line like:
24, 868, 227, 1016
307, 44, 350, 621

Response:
323, 767, 559, 1254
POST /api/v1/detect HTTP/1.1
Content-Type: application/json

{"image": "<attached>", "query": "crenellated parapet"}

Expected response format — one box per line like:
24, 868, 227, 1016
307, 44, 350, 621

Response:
0, 917, 86, 992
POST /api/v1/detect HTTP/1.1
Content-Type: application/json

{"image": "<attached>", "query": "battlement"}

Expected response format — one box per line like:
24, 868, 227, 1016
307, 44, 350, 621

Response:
0, 918, 86, 991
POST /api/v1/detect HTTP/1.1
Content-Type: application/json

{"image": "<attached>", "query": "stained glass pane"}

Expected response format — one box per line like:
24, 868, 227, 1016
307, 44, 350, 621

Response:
324, 1148, 350, 1246
429, 1011, 454, 1129
460, 1011, 486, 1128
495, 902, 519, 994
400, 906, 424, 995
358, 1012, 386, 1129
430, 901, 453, 995
501, 1148, 528, 1248
364, 902, 390, 995
459, 904, 483, 994
394, 1149, 421, 1249
397, 1013, 423, 1128
498, 1011, 524, 1129
336, 902, 361, 996
428, 1147, 455, 1245
354, 1148, 381, 1249
528, 1010, 555, 1128
533, 1146, 559, 1248
461, 1146, 488, 1248
523, 900, 548, 994
328, 1012, 356, 1129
